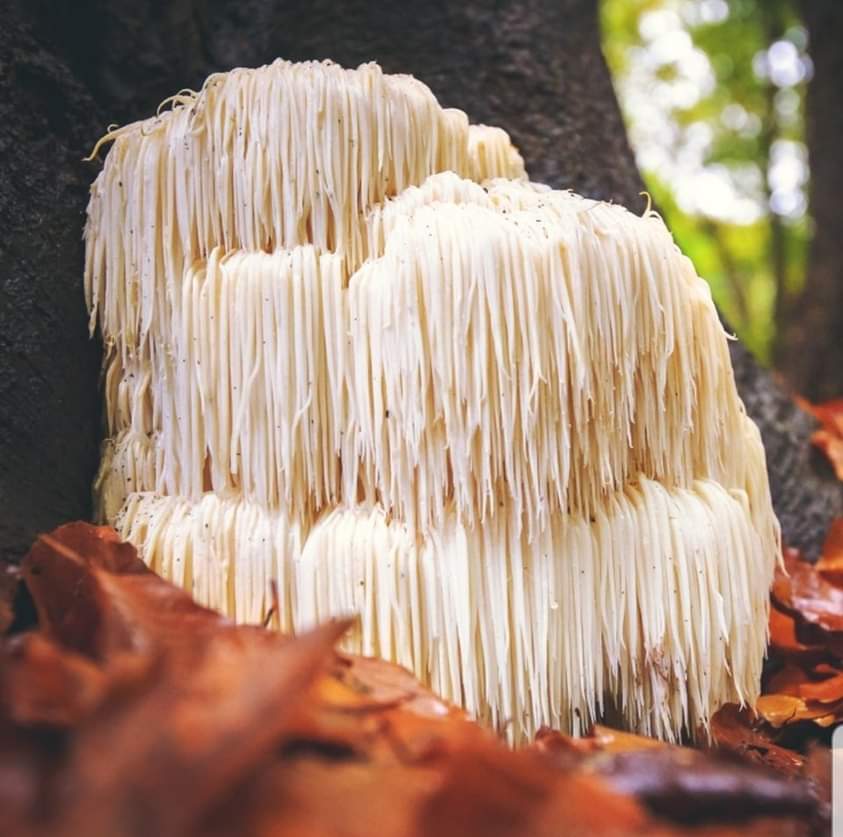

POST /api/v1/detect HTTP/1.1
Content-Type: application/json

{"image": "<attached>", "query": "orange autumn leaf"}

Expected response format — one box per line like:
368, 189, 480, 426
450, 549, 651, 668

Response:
756, 690, 843, 729
766, 663, 812, 697
798, 671, 843, 704
816, 518, 843, 585
1, 523, 829, 836
710, 704, 805, 776
533, 724, 665, 756
800, 397, 843, 437
755, 694, 803, 727
813, 708, 843, 728
768, 606, 826, 660
772, 547, 843, 635
797, 397, 843, 480
811, 430, 843, 480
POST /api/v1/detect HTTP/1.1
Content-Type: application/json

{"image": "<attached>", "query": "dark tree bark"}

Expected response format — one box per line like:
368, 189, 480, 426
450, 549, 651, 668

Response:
779, 1, 843, 401
0, 10, 102, 562
1, 0, 840, 560
27, 0, 643, 205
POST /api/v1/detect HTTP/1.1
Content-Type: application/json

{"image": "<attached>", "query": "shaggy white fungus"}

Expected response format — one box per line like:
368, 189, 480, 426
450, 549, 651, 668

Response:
86, 58, 779, 743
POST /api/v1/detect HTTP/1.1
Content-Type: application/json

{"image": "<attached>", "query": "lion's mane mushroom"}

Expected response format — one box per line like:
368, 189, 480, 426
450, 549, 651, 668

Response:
85, 59, 780, 743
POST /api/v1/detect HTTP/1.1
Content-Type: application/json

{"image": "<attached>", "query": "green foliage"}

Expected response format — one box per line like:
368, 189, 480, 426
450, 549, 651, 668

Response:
600, 0, 810, 363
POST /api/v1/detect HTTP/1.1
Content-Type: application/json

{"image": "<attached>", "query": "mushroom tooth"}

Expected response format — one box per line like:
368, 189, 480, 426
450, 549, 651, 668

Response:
117, 476, 775, 745
467, 124, 527, 182
86, 58, 780, 744
85, 60, 520, 355
116, 490, 307, 630
97, 180, 767, 539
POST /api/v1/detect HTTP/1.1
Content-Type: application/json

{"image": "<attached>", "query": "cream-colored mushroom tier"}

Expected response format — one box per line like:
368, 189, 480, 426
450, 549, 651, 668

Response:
116, 477, 775, 744
85, 61, 524, 353
85, 58, 780, 745
94, 176, 764, 533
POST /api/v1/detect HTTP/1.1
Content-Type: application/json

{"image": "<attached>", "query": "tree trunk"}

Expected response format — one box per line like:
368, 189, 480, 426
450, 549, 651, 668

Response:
1, 0, 840, 560
0, 11, 103, 561
779, 1, 843, 400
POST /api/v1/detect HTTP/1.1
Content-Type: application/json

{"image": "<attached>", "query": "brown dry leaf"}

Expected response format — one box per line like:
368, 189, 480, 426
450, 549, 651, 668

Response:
766, 663, 812, 697
0, 564, 20, 634
533, 723, 817, 829
5, 523, 352, 837
0, 633, 113, 726
1, 523, 827, 837
772, 547, 843, 635
710, 704, 805, 776
415, 744, 654, 837
756, 694, 805, 727
534, 724, 665, 756
756, 691, 843, 730
816, 518, 843, 585
50, 621, 347, 837
802, 398, 843, 436
21, 522, 230, 662
810, 430, 843, 480
798, 670, 843, 703
768, 607, 827, 662
798, 397, 843, 479
585, 748, 817, 826
204, 735, 657, 837
761, 533, 843, 737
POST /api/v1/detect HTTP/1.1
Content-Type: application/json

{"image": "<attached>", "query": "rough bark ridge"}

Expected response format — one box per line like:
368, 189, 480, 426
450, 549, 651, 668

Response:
780, 1, 843, 401
0, 9, 102, 561
1, 0, 840, 560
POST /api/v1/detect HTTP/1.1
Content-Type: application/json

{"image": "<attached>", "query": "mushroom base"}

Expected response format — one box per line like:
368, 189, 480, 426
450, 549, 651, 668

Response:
116, 477, 776, 744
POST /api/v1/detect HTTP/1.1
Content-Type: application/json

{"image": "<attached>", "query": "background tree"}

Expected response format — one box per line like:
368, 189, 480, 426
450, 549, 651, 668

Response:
602, 0, 809, 363
779, 1, 843, 400
602, 0, 843, 398
1, 0, 840, 561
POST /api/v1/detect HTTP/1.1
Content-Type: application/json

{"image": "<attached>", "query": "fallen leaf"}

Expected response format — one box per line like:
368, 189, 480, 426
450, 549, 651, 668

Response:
533, 724, 665, 756
756, 694, 804, 727
534, 723, 817, 828
1, 524, 828, 837
766, 663, 812, 697
800, 397, 843, 437
816, 519, 843, 585
768, 607, 826, 662
798, 671, 843, 703
21, 522, 228, 663
710, 705, 804, 776
51, 621, 348, 837
798, 397, 843, 480
587, 748, 817, 825
0, 565, 20, 634
772, 548, 843, 635
0, 633, 112, 726
810, 430, 843, 480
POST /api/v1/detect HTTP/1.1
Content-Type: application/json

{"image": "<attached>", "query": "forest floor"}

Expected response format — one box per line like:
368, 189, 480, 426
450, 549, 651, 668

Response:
1, 400, 842, 837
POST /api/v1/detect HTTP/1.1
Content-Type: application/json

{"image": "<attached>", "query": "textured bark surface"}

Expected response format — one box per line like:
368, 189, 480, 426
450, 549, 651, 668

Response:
729, 341, 841, 560
0, 9, 102, 562
1, 0, 840, 560
780, 1, 843, 401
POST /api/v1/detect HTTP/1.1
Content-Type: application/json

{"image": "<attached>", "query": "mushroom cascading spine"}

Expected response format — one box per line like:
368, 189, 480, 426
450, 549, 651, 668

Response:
85, 58, 780, 743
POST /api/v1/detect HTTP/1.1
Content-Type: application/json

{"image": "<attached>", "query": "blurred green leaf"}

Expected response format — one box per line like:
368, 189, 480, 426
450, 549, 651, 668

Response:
601, 0, 809, 363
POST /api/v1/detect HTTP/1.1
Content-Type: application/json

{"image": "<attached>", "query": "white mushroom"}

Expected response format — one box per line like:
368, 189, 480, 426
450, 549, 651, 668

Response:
86, 58, 779, 743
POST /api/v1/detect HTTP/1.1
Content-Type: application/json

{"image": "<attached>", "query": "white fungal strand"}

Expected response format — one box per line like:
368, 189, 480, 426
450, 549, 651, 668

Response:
117, 491, 308, 630
87, 58, 779, 745
95, 177, 773, 539
94, 430, 160, 525
117, 477, 775, 744
347, 195, 754, 532
467, 124, 527, 183
84, 60, 524, 353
